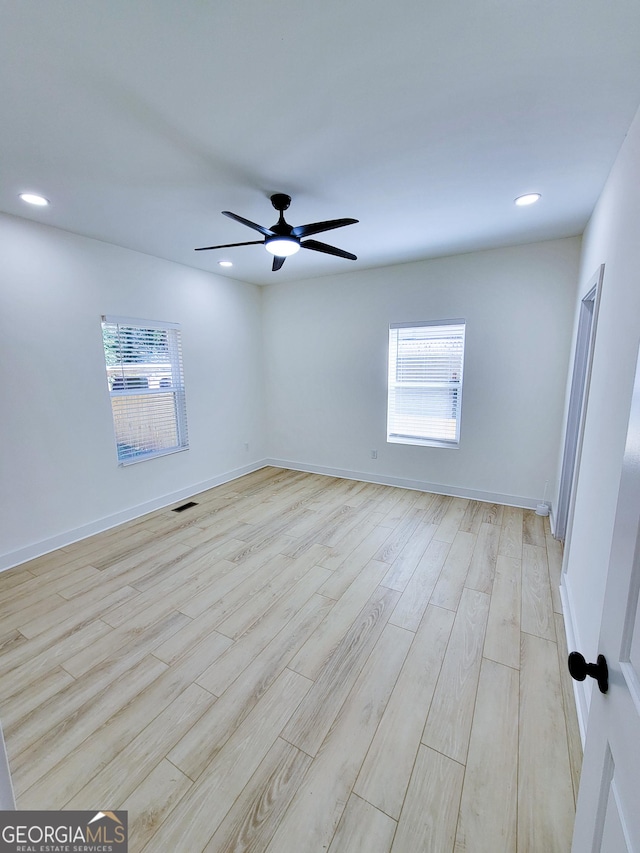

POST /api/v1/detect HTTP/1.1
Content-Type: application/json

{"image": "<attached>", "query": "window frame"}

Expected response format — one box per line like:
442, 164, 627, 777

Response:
387, 318, 466, 449
101, 315, 189, 466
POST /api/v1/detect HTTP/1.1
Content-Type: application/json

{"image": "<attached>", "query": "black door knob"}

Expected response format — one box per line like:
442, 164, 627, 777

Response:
568, 652, 608, 694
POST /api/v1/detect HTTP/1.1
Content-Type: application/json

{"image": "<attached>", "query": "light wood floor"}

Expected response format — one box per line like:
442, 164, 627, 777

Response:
0, 467, 582, 852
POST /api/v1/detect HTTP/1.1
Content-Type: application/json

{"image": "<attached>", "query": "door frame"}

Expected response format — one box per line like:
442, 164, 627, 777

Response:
555, 264, 604, 542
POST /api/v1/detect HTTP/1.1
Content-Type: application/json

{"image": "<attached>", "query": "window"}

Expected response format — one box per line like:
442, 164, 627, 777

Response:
101, 316, 188, 464
387, 319, 466, 448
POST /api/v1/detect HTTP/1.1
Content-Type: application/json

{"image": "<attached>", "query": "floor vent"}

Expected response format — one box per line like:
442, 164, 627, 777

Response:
172, 501, 198, 513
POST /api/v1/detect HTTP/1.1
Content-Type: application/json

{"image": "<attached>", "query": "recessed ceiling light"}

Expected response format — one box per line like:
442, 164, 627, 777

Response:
19, 192, 50, 206
218, 260, 233, 267
515, 193, 541, 206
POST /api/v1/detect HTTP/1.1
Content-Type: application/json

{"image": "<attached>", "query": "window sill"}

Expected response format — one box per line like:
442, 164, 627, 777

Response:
387, 435, 459, 450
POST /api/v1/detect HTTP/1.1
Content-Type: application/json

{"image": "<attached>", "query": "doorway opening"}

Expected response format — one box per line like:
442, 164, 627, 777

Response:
555, 264, 604, 542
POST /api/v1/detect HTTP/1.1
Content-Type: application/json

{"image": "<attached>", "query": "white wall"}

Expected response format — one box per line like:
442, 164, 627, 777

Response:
561, 104, 640, 720
263, 237, 580, 506
0, 213, 265, 569
0, 216, 583, 571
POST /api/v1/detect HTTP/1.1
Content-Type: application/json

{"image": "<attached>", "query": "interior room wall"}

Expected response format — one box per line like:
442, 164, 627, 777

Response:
0, 213, 265, 570
263, 237, 580, 507
560, 104, 640, 726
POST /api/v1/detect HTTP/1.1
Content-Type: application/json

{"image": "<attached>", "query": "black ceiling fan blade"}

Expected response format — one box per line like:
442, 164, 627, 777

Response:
195, 240, 264, 251
301, 239, 357, 261
292, 218, 358, 239
272, 255, 286, 272
222, 211, 276, 237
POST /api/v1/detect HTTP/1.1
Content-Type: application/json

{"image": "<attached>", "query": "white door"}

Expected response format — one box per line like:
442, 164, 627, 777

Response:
571, 344, 640, 852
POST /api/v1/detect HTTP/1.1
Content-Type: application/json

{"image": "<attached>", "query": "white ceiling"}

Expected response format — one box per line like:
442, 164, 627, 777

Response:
2, 0, 640, 286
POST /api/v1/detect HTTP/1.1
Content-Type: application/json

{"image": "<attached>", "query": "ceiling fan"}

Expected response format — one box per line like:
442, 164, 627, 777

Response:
195, 193, 358, 271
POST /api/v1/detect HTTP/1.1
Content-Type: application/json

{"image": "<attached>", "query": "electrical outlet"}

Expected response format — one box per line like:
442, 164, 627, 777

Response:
371, 449, 377, 459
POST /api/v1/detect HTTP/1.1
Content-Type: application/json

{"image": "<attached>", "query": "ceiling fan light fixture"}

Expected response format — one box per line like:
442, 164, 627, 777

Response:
515, 193, 541, 206
265, 237, 300, 257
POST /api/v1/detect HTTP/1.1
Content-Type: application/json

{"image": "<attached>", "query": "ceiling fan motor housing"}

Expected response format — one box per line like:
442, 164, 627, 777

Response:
270, 193, 291, 212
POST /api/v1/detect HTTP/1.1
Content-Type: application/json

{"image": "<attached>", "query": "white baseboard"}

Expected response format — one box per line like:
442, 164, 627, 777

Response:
0, 460, 268, 573
560, 575, 589, 747
265, 458, 542, 510
1, 458, 550, 573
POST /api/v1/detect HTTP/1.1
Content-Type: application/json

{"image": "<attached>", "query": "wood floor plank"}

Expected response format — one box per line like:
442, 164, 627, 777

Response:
392, 745, 464, 853
264, 624, 413, 853
176, 538, 295, 620
373, 507, 424, 564
215, 544, 327, 639
64, 683, 215, 810
172, 593, 333, 780
518, 632, 575, 852
459, 499, 484, 534
282, 586, 401, 756
318, 526, 391, 598
10, 654, 168, 797
129, 537, 242, 593
0, 567, 36, 593
481, 502, 504, 525
0, 618, 111, 684
434, 497, 470, 543
57, 539, 192, 599
202, 738, 313, 853
521, 543, 555, 641
523, 509, 546, 546
282, 504, 359, 555
454, 658, 518, 852
139, 667, 312, 852
546, 532, 564, 614
121, 758, 193, 853
195, 565, 331, 699
423, 493, 452, 525
0, 563, 102, 615
483, 554, 522, 669
152, 620, 232, 668
19, 651, 214, 809
317, 520, 385, 574
354, 604, 454, 819
62, 609, 191, 679
328, 793, 396, 853
421, 587, 491, 764
465, 521, 500, 595
0, 618, 111, 678
377, 489, 421, 528
288, 559, 388, 680
380, 521, 438, 592
0, 667, 76, 731
498, 504, 523, 558
429, 531, 476, 612
6, 650, 163, 758
388, 538, 450, 632
17, 584, 140, 640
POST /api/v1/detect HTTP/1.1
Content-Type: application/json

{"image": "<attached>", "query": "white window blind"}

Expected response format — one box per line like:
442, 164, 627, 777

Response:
101, 316, 189, 465
387, 320, 466, 447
